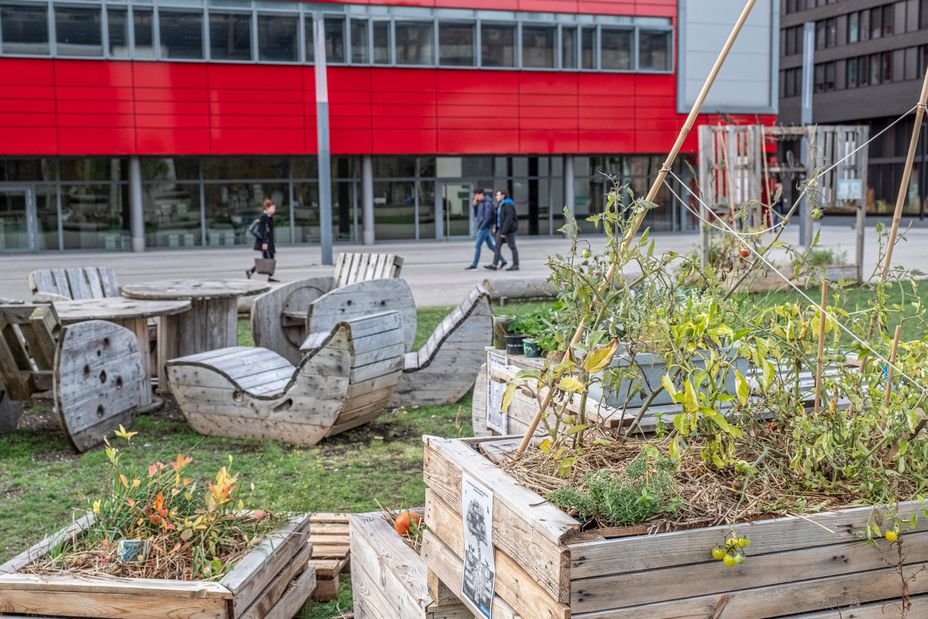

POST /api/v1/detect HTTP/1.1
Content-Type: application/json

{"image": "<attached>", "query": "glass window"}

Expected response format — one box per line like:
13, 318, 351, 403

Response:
847, 57, 858, 88
35, 186, 59, 251
561, 25, 576, 69
373, 180, 416, 240
601, 27, 631, 70
860, 9, 870, 41
209, 12, 252, 61
814, 63, 824, 92
60, 158, 123, 181
824, 61, 835, 91
870, 52, 881, 83
143, 183, 202, 248
522, 24, 555, 69
848, 12, 858, 43
60, 184, 130, 251
439, 21, 474, 66
159, 9, 203, 59
257, 14, 298, 62
0, 3, 49, 54
859, 54, 870, 85
141, 158, 199, 181
372, 20, 390, 63
203, 182, 288, 247
870, 7, 882, 38
350, 18, 368, 64
639, 29, 670, 71
324, 15, 345, 63
882, 5, 893, 35
304, 15, 313, 62
922, 0, 928, 29
481, 23, 515, 67
202, 157, 288, 180
133, 8, 154, 59
395, 20, 433, 65
825, 17, 836, 47
814, 20, 825, 49
580, 26, 595, 69
55, 4, 103, 57
882, 51, 893, 81
107, 7, 129, 57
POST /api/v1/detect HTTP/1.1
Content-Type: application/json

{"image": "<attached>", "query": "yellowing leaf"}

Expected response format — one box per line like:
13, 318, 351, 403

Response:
500, 383, 517, 414
558, 376, 587, 393
734, 370, 749, 406
661, 374, 678, 399
584, 340, 619, 374
683, 380, 698, 413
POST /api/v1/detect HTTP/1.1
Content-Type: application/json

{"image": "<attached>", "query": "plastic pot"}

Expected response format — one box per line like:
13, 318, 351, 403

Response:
522, 338, 541, 358
505, 334, 526, 355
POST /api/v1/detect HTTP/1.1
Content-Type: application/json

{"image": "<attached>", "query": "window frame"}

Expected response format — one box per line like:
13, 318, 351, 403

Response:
437, 18, 476, 68
393, 17, 434, 67
520, 20, 557, 70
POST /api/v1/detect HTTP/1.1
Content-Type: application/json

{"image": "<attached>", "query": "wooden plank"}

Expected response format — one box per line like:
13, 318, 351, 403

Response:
568, 500, 928, 579
575, 561, 928, 619
792, 593, 928, 618
65, 269, 91, 300
424, 436, 578, 592
238, 542, 312, 619
421, 532, 520, 619
571, 530, 928, 612
0, 589, 229, 618
0, 573, 231, 599
220, 513, 310, 616
85, 270, 105, 299
426, 491, 569, 619
250, 277, 333, 365
98, 267, 120, 297
262, 564, 315, 619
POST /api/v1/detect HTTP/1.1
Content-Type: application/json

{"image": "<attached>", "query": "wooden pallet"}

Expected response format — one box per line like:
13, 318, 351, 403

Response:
309, 513, 351, 602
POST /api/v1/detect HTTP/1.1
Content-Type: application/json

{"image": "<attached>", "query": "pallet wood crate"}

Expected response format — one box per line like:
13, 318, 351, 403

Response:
0, 513, 316, 618
308, 513, 351, 602
349, 512, 473, 619
422, 435, 928, 619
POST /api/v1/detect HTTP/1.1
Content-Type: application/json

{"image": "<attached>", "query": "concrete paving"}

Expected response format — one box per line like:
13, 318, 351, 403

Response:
1, 222, 926, 307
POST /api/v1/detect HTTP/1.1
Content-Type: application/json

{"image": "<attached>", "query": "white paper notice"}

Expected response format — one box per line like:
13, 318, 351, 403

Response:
486, 350, 508, 434
461, 474, 496, 618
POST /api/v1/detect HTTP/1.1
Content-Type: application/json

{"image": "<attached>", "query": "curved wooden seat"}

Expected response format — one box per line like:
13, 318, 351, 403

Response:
389, 285, 493, 407
168, 311, 405, 446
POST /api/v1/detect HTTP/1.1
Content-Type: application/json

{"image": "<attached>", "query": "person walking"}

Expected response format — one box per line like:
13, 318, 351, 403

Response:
485, 190, 519, 271
246, 198, 279, 282
466, 188, 502, 270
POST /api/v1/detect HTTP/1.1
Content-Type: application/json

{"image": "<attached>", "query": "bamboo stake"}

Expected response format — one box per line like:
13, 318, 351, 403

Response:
514, 0, 759, 458
882, 324, 902, 411
813, 280, 828, 415
866, 67, 928, 338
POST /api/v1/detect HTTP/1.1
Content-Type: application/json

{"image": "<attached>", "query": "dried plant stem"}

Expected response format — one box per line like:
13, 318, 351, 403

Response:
813, 279, 828, 415
514, 0, 760, 458
866, 67, 928, 339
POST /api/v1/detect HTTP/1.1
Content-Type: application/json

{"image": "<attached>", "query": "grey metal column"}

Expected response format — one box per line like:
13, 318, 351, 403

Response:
128, 156, 145, 252
564, 155, 575, 219
313, 16, 334, 265
799, 21, 815, 250
361, 155, 375, 245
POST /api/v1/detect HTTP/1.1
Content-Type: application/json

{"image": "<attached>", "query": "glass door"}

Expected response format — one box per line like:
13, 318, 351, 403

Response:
0, 186, 36, 252
440, 182, 473, 239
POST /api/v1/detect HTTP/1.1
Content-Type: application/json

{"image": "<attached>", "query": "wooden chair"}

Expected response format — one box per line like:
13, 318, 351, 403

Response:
251, 253, 405, 363
167, 311, 405, 446
29, 267, 120, 302
389, 285, 493, 407
0, 304, 143, 450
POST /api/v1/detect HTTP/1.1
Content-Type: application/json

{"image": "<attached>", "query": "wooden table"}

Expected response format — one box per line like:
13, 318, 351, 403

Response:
122, 280, 270, 382
53, 297, 191, 409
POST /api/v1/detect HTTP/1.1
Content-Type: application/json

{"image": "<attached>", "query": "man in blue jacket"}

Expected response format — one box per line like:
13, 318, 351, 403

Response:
466, 188, 504, 270
485, 190, 519, 271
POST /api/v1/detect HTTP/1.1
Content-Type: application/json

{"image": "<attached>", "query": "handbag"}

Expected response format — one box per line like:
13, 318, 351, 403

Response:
253, 258, 276, 275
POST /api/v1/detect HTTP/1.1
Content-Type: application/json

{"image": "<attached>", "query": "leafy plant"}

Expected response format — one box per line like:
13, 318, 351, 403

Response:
36, 428, 282, 581
546, 446, 681, 526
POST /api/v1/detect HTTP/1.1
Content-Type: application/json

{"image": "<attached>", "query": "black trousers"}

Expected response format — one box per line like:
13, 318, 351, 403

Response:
492, 231, 518, 267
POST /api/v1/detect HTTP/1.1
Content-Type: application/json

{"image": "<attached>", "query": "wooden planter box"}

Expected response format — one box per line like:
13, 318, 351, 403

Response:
0, 513, 316, 619
349, 511, 473, 619
422, 435, 928, 619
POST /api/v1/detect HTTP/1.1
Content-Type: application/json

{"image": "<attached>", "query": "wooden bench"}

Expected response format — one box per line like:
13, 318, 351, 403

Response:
308, 513, 351, 602
0, 304, 144, 450
390, 286, 493, 407
29, 267, 120, 302
168, 311, 405, 445
251, 252, 405, 363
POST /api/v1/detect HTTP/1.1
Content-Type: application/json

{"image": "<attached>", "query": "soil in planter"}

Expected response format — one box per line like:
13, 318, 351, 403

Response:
500, 434, 863, 535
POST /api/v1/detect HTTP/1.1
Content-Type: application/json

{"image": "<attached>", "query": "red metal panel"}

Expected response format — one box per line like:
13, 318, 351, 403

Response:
134, 61, 210, 154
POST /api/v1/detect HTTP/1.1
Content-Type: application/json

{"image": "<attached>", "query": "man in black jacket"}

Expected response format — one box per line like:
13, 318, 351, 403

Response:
485, 190, 519, 271
246, 199, 279, 282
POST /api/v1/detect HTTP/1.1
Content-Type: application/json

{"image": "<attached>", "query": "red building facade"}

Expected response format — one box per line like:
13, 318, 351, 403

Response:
0, 0, 776, 251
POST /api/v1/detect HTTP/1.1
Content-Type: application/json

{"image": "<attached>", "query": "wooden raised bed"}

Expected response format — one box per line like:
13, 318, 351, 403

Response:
422, 435, 928, 619
349, 511, 473, 619
0, 513, 316, 619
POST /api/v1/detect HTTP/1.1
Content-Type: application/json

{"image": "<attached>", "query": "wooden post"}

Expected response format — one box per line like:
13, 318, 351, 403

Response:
813, 280, 828, 415
882, 324, 902, 410
515, 0, 760, 457
867, 67, 928, 337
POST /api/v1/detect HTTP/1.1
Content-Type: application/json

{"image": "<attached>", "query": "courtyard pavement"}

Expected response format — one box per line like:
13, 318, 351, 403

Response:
1, 222, 927, 307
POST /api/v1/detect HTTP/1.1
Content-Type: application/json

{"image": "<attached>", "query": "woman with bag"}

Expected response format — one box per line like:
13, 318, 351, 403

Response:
246, 199, 279, 282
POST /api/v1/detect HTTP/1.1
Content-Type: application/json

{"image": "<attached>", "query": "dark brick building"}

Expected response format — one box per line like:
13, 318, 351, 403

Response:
779, 0, 928, 215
